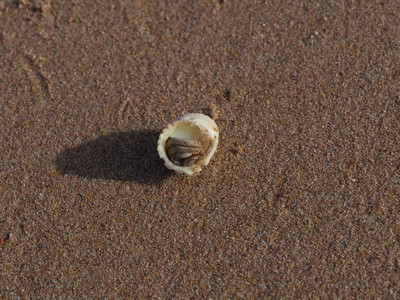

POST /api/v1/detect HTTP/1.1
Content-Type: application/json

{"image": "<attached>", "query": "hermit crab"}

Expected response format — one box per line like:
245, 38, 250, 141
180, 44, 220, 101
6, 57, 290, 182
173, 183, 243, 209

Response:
157, 113, 219, 175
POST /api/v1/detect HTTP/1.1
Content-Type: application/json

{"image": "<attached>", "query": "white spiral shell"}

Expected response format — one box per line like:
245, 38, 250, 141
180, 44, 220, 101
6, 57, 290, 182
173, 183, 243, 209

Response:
157, 113, 219, 175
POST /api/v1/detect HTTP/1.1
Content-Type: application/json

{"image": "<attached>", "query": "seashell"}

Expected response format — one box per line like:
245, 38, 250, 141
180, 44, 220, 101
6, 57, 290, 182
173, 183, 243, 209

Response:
157, 113, 219, 175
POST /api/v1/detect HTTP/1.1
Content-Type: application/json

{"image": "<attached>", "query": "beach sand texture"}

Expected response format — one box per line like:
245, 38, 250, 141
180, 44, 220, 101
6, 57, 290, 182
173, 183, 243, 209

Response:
1, 0, 400, 298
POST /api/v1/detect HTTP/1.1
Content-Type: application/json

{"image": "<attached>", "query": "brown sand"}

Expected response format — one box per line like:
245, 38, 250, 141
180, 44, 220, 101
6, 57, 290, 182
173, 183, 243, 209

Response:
1, 0, 400, 298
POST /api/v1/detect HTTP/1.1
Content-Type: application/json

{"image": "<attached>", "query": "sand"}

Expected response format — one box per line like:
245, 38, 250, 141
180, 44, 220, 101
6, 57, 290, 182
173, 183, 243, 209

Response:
1, 0, 400, 298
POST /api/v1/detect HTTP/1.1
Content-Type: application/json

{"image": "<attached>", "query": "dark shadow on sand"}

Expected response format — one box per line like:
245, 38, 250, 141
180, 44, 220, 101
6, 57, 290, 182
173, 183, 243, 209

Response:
56, 130, 172, 184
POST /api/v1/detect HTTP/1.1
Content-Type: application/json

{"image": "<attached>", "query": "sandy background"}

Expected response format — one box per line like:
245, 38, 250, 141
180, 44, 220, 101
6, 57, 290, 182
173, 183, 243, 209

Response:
1, 0, 400, 298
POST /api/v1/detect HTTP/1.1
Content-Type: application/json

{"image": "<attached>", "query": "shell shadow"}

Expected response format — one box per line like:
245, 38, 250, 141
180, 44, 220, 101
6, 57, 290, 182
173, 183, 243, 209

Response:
55, 130, 172, 184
